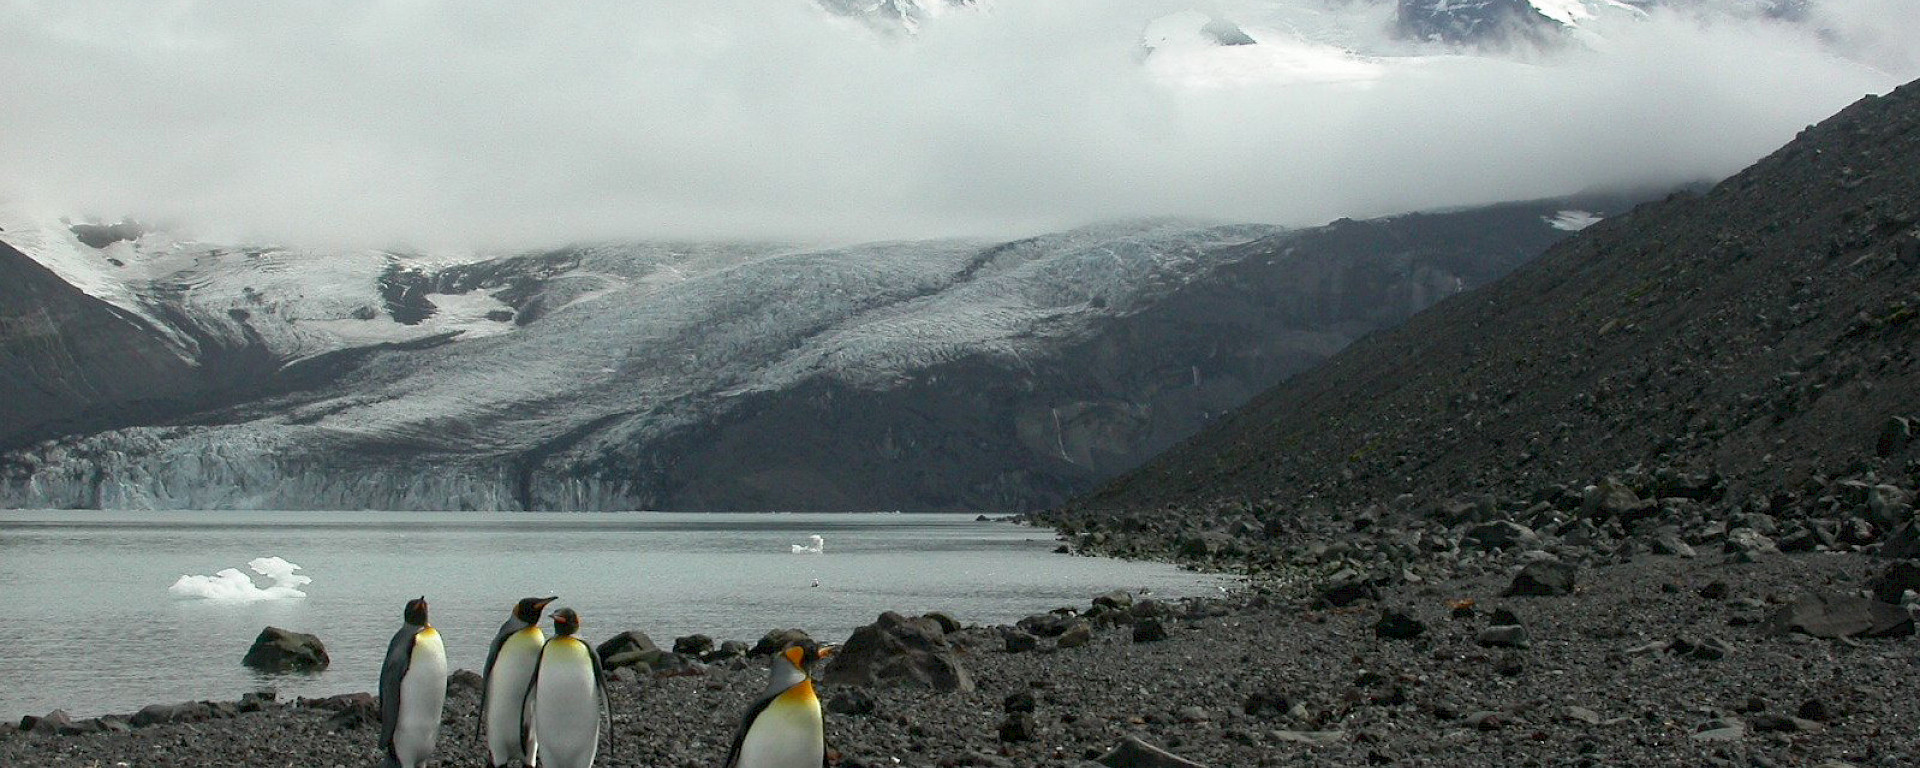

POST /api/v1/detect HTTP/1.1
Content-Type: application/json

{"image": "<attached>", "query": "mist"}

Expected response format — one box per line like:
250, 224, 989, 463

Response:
0, 0, 1913, 249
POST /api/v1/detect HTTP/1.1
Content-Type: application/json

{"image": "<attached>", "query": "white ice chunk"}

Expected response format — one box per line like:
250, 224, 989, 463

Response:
170, 556, 311, 600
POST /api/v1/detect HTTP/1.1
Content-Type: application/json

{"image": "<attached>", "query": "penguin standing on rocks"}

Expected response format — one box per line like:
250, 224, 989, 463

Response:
527, 607, 610, 768
723, 643, 835, 768
483, 595, 557, 767
379, 596, 447, 768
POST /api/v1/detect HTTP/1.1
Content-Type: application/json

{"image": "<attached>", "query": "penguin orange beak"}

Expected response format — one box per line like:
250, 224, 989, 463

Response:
816, 645, 837, 660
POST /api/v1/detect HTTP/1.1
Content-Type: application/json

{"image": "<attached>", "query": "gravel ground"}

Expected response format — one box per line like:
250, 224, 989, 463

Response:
3, 549, 1914, 767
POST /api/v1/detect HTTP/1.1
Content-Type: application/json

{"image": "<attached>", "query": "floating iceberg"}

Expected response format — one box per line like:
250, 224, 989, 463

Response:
790, 535, 825, 554
170, 556, 312, 600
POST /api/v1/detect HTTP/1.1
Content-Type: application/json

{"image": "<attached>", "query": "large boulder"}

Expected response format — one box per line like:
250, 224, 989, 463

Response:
1503, 562, 1576, 597
598, 630, 670, 671
1771, 592, 1914, 638
820, 611, 974, 692
241, 627, 329, 673
749, 628, 815, 657
1093, 736, 1211, 768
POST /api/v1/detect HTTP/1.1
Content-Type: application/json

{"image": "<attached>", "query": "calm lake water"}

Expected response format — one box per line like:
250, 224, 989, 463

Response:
0, 511, 1226, 718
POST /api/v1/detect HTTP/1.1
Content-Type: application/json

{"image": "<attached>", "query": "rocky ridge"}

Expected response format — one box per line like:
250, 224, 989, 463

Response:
1051, 78, 1920, 576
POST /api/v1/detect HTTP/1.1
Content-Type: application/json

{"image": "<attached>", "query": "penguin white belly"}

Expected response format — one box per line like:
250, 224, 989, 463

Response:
533, 638, 601, 768
394, 628, 448, 768
736, 685, 824, 768
487, 627, 545, 765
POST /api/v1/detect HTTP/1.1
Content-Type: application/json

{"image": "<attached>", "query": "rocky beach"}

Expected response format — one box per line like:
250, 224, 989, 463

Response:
5, 489, 1918, 767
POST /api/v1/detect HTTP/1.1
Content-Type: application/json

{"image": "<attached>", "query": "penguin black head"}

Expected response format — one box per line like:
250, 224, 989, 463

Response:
404, 596, 429, 626
514, 595, 559, 623
552, 607, 581, 637
779, 643, 835, 675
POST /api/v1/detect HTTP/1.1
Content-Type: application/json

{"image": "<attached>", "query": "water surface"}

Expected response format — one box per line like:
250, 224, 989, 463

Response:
0, 511, 1225, 718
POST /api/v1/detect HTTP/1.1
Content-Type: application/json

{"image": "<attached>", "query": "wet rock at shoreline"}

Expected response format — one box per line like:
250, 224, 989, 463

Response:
241, 627, 329, 673
820, 612, 974, 692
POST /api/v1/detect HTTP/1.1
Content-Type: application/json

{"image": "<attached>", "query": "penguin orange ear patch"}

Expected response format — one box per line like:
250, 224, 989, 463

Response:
783, 646, 806, 667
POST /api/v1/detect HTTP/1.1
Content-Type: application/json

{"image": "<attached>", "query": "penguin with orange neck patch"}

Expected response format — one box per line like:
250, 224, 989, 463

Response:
527, 607, 610, 768
379, 596, 447, 768
724, 643, 836, 768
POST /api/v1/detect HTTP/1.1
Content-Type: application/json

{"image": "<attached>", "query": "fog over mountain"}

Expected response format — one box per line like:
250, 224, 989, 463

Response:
1, 0, 1913, 248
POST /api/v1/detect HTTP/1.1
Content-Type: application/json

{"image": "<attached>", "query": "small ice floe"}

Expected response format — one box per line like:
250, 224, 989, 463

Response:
790, 535, 825, 554
170, 556, 312, 600
1546, 210, 1604, 231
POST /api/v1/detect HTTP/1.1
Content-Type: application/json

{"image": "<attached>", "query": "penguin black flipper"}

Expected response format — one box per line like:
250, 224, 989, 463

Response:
720, 692, 778, 768
590, 641, 612, 760
379, 623, 423, 763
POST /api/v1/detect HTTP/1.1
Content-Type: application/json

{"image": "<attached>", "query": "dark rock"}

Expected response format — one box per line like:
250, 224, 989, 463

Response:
1018, 612, 1076, 638
1750, 713, 1822, 733
1133, 618, 1170, 643
241, 627, 329, 673
1583, 479, 1642, 519
237, 689, 278, 713
749, 628, 815, 657
1493, 653, 1526, 676
1465, 711, 1504, 730
1688, 636, 1733, 661
1797, 698, 1832, 722
1057, 620, 1094, 648
1374, 609, 1427, 640
296, 692, 376, 712
826, 689, 877, 716
1869, 561, 1920, 603
325, 696, 379, 731
598, 630, 660, 662
1868, 485, 1913, 528
1503, 562, 1576, 597
708, 640, 750, 661
1244, 689, 1289, 718
1004, 691, 1037, 713
1489, 607, 1521, 626
1881, 522, 1920, 559
922, 612, 963, 634
26, 710, 72, 736
1878, 415, 1912, 457
1652, 534, 1697, 558
1316, 581, 1378, 608
998, 712, 1038, 742
1093, 735, 1211, 768
130, 702, 215, 728
820, 611, 974, 692
1093, 589, 1135, 610
1771, 592, 1915, 638
1698, 581, 1731, 600
673, 633, 715, 657
1003, 628, 1039, 653
447, 669, 483, 694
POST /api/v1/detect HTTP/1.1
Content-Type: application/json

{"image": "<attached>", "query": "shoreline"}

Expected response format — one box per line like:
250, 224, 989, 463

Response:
6, 546, 1915, 766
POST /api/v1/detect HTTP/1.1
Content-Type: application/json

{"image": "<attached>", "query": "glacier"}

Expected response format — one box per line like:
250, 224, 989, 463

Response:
0, 194, 1660, 511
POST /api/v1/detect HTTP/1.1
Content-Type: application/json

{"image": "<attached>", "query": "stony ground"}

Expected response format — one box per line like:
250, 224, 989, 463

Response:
4, 546, 1914, 767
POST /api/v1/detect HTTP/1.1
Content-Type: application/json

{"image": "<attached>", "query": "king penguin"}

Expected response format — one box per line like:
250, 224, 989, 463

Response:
527, 607, 610, 768
379, 596, 448, 768
722, 643, 835, 768
483, 595, 558, 768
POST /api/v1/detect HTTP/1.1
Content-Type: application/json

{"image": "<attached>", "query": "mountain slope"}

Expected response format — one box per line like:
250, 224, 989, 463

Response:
0, 194, 1647, 511
1058, 78, 1920, 540
0, 238, 278, 449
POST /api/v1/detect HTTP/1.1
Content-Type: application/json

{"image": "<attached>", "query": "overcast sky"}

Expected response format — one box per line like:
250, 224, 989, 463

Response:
1, 0, 1914, 249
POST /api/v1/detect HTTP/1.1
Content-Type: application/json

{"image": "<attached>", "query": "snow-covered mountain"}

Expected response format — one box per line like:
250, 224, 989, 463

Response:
0, 190, 1659, 511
